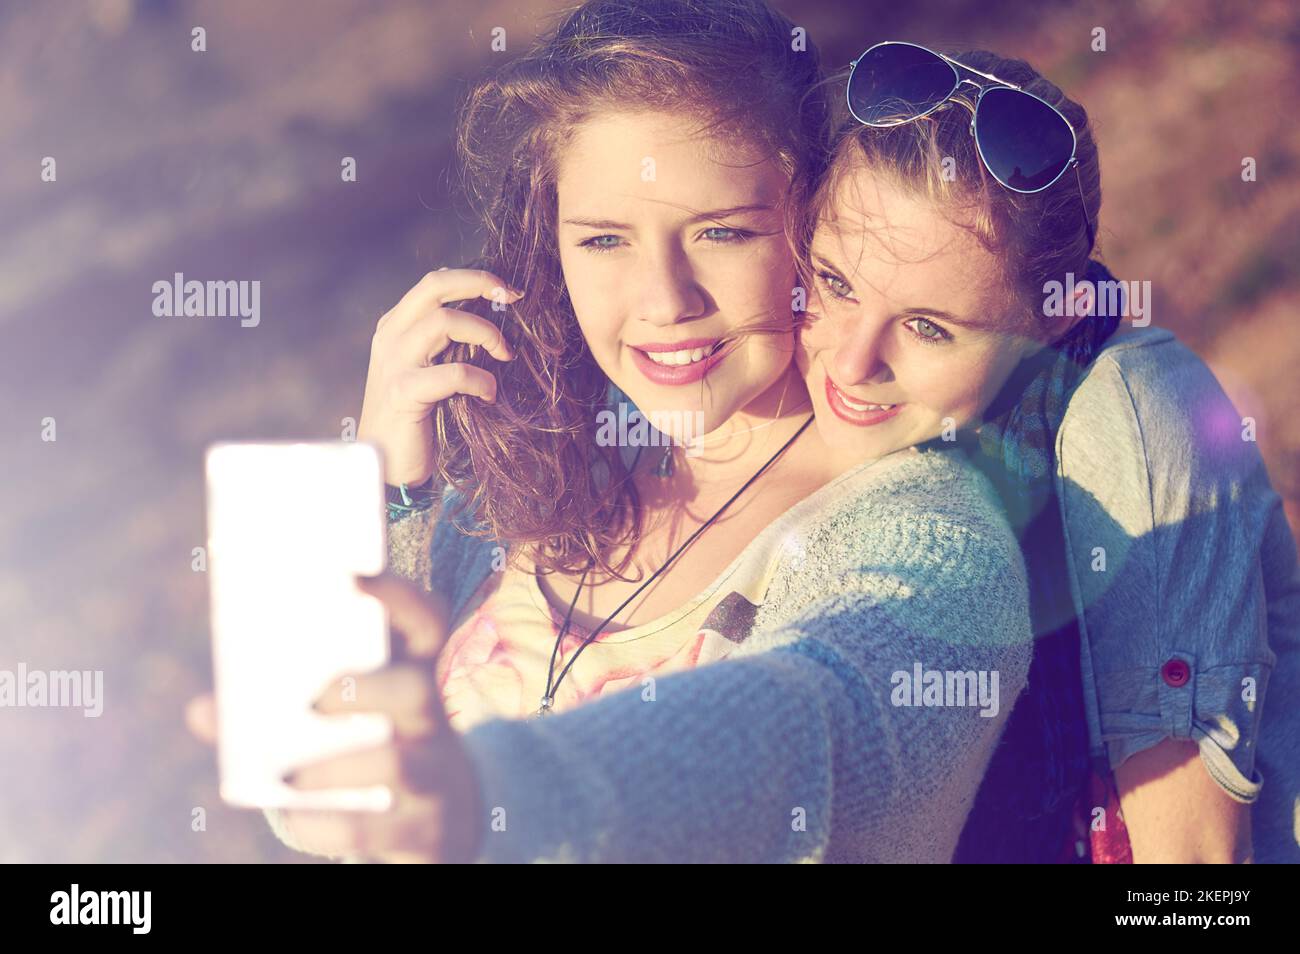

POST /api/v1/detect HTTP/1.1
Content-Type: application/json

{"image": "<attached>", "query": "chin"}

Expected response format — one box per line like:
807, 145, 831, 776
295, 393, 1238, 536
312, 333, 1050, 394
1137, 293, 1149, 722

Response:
618, 385, 713, 419
814, 413, 907, 460
834, 433, 894, 459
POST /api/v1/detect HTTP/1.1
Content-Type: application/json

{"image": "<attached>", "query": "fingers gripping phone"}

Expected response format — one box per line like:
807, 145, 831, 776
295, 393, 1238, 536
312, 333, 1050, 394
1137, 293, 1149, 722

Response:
205, 441, 394, 811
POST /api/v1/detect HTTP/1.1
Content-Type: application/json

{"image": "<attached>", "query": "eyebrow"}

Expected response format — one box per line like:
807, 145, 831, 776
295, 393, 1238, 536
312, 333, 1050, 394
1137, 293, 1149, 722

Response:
561, 203, 776, 230
811, 254, 988, 329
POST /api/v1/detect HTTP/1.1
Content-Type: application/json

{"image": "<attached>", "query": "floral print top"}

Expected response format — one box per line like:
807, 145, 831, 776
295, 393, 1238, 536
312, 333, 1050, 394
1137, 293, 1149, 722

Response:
434, 545, 788, 734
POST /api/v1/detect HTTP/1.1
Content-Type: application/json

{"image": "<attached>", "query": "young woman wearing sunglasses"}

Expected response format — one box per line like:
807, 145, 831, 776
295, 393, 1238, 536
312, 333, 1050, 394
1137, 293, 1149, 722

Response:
819, 41, 1300, 863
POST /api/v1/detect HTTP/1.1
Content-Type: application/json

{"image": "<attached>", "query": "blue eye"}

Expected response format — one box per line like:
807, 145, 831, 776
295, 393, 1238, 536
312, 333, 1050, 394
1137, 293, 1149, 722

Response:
816, 270, 854, 301
701, 227, 750, 244
905, 316, 952, 345
581, 228, 752, 254
579, 235, 624, 253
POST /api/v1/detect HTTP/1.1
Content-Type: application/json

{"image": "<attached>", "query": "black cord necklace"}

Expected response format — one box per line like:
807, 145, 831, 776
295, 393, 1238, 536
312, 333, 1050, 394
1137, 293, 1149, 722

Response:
535, 413, 815, 718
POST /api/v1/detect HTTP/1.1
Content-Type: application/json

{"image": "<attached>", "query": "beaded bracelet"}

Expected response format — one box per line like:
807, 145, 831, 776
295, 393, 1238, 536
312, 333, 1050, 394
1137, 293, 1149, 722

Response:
384, 476, 439, 521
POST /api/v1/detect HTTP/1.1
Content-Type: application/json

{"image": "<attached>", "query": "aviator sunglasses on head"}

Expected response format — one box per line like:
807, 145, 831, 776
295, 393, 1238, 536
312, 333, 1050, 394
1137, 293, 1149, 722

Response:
847, 40, 1095, 248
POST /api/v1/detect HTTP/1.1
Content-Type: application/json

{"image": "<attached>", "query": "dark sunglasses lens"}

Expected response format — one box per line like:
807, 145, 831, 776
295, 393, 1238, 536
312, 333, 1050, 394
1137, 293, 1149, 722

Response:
974, 87, 1074, 191
848, 44, 958, 126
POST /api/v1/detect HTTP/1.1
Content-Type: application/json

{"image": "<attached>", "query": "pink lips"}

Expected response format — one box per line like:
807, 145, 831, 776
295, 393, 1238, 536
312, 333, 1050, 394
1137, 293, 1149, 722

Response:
629, 338, 730, 387
823, 375, 903, 427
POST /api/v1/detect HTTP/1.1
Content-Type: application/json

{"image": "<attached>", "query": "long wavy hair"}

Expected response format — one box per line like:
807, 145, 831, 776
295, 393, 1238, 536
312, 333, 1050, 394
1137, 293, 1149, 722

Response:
801, 50, 1118, 862
434, 0, 831, 580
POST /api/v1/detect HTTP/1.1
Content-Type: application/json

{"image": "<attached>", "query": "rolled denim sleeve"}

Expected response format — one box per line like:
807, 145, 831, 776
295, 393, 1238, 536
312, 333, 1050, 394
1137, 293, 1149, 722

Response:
1057, 337, 1276, 803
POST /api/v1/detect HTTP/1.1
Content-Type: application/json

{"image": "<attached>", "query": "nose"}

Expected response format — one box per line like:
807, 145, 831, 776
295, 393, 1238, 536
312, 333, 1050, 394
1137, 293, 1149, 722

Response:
634, 244, 707, 327
830, 310, 892, 387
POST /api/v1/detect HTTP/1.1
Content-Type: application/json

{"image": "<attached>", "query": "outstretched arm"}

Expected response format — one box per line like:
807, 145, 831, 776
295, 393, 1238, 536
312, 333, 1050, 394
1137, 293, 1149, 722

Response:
459, 573, 1033, 863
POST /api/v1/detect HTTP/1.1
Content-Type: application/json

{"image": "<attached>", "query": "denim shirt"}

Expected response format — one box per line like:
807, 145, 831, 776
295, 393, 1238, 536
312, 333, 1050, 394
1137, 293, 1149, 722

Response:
1055, 325, 1300, 862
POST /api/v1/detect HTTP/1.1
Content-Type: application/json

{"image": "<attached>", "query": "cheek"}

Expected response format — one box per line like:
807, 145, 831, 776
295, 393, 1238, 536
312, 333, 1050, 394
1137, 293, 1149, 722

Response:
918, 349, 1021, 423
712, 241, 795, 319
570, 305, 615, 357
794, 330, 813, 374
560, 251, 621, 348
794, 309, 842, 365
903, 354, 996, 420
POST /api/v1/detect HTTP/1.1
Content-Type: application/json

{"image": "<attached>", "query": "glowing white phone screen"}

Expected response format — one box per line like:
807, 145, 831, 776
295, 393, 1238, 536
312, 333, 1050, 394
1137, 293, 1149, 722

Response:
205, 441, 394, 812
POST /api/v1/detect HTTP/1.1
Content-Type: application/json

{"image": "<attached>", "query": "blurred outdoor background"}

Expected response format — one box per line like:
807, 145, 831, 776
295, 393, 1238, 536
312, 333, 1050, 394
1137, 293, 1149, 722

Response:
0, 0, 1296, 862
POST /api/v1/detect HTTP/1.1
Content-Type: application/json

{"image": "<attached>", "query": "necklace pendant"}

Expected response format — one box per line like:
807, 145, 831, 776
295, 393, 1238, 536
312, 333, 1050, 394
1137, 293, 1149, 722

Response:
654, 446, 675, 479
535, 696, 555, 718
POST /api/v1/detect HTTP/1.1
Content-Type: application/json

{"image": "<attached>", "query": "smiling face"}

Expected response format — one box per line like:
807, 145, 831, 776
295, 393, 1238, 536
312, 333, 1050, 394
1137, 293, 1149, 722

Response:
798, 157, 1042, 468
556, 110, 798, 439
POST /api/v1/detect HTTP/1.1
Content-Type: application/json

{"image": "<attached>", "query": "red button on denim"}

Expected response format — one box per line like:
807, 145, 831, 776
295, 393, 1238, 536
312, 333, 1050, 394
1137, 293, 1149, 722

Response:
1161, 659, 1190, 687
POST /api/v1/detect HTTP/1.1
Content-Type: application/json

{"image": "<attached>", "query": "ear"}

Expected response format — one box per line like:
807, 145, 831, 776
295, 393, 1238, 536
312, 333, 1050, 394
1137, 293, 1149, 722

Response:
1042, 283, 1093, 341
1072, 281, 1095, 320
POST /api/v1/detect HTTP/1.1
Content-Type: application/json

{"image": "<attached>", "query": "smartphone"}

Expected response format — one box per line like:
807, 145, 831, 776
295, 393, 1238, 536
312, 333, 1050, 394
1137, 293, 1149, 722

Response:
205, 440, 394, 812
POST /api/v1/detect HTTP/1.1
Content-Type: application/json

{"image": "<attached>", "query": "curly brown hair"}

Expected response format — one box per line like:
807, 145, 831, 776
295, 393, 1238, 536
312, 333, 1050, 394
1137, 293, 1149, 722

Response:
433, 0, 832, 579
